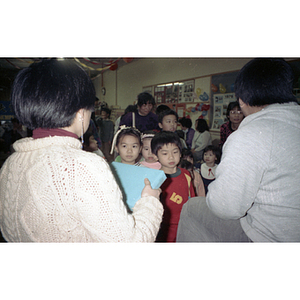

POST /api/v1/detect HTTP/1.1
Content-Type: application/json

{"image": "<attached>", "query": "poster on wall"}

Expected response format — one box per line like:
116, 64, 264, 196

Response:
211, 93, 236, 131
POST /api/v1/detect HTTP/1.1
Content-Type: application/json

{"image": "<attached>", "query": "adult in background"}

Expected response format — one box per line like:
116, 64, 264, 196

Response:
219, 101, 244, 149
178, 116, 195, 149
177, 58, 300, 242
119, 92, 160, 132
0, 59, 163, 242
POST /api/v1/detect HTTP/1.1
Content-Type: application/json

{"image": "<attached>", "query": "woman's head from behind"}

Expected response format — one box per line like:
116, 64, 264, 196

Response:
11, 58, 96, 130
195, 119, 209, 133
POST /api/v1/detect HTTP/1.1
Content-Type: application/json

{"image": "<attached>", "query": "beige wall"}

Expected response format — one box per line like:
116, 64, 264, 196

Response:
93, 58, 253, 109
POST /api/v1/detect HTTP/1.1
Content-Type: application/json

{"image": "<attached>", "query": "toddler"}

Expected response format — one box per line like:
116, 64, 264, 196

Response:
110, 126, 142, 165
200, 145, 221, 194
139, 130, 161, 169
83, 130, 105, 158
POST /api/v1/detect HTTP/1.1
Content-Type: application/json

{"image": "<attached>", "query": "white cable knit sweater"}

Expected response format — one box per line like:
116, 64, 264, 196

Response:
0, 136, 163, 242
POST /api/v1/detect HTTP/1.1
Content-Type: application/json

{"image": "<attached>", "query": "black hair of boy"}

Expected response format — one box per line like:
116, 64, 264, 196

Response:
100, 107, 112, 118
137, 92, 155, 107
235, 58, 297, 106
11, 59, 95, 130
151, 131, 182, 156
178, 117, 192, 129
155, 104, 170, 115
202, 145, 221, 164
195, 119, 209, 133
116, 127, 141, 147
158, 109, 179, 124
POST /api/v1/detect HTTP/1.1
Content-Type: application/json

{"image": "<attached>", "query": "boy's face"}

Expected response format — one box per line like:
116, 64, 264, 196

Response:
115, 135, 141, 165
141, 138, 158, 163
157, 143, 181, 174
159, 115, 177, 132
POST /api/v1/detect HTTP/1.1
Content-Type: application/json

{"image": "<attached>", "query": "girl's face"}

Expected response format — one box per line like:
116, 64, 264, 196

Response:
156, 143, 181, 174
88, 135, 98, 152
115, 134, 141, 165
229, 106, 244, 126
141, 138, 158, 163
203, 150, 217, 167
159, 115, 178, 132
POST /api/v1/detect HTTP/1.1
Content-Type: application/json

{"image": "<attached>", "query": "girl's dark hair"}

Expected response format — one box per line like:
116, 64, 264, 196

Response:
196, 119, 209, 133
11, 59, 96, 130
181, 148, 193, 161
116, 127, 141, 147
235, 58, 297, 106
202, 145, 221, 164
151, 131, 182, 156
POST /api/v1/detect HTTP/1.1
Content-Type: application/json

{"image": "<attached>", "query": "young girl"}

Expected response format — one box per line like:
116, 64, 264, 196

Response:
139, 130, 161, 169
181, 148, 205, 197
200, 145, 221, 195
110, 126, 142, 165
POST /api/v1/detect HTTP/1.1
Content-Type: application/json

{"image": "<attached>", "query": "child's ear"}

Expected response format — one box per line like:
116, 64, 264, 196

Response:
159, 123, 163, 129
114, 145, 119, 153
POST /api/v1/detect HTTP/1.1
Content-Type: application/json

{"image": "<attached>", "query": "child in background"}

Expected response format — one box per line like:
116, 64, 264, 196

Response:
151, 131, 195, 242
110, 126, 142, 165
98, 107, 114, 162
158, 108, 187, 149
178, 117, 195, 149
181, 148, 205, 197
139, 130, 161, 169
200, 145, 221, 195
82, 131, 105, 158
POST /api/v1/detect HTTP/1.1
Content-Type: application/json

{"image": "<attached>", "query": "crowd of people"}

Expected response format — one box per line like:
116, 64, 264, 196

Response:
0, 58, 299, 243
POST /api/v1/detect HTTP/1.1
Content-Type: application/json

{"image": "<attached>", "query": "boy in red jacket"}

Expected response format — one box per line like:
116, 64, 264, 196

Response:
151, 131, 195, 242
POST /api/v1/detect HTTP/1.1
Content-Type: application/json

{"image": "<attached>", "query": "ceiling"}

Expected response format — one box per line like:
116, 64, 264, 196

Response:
0, 57, 135, 92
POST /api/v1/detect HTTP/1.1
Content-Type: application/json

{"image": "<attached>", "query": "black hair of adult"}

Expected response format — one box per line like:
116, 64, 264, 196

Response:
235, 58, 297, 106
116, 127, 141, 148
226, 101, 241, 117
11, 59, 96, 130
202, 145, 221, 164
195, 118, 209, 133
158, 108, 178, 123
100, 107, 112, 118
137, 92, 155, 107
178, 117, 192, 128
151, 130, 182, 156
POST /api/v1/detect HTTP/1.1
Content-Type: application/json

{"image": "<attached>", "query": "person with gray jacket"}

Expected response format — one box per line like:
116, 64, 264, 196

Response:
177, 58, 300, 242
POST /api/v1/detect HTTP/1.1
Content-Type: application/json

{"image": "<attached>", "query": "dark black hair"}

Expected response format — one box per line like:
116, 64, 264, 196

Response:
137, 92, 155, 107
155, 104, 170, 115
226, 101, 241, 117
179, 159, 194, 173
178, 117, 192, 128
235, 58, 297, 106
195, 119, 209, 133
181, 148, 194, 161
158, 108, 178, 123
151, 131, 182, 156
11, 59, 96, 130
100, 107, 111, 118
116, 127, 141, 147
202, 145, 221, 164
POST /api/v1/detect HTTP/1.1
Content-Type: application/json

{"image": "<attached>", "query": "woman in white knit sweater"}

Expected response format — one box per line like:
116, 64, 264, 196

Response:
0, 59, 163, 242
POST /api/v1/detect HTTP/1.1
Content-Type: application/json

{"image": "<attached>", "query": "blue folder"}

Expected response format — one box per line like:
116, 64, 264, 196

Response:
110, 162, 167, 210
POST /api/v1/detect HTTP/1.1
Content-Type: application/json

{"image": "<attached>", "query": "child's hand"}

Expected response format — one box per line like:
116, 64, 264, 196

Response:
141, 178, 161, 200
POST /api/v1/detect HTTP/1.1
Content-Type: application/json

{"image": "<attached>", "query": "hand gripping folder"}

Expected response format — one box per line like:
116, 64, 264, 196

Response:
110, 162, 166, 210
